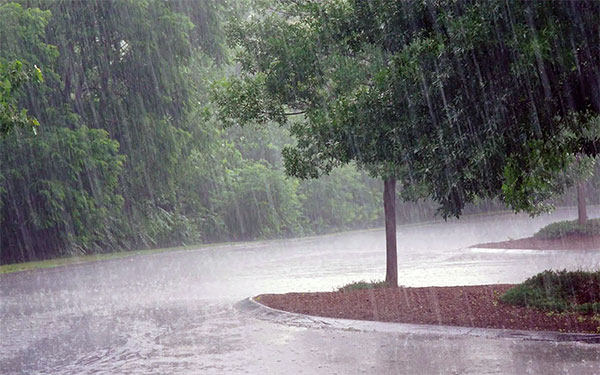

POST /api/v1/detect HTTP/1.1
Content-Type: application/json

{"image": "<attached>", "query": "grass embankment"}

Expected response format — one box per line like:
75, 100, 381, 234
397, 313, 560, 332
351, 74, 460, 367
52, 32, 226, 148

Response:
474, 218, 600, 250
0, 246, 194, 275
534, 218, 600, 240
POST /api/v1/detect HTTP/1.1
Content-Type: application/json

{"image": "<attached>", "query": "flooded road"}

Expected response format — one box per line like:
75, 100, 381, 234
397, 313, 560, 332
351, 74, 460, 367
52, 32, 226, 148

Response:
2, 209, 600, 374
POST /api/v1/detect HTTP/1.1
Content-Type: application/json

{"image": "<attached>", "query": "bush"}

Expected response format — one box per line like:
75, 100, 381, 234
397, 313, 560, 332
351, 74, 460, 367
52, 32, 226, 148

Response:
501, 270, 600, 313
337, 279, 388, 292
533, 218, 600, 240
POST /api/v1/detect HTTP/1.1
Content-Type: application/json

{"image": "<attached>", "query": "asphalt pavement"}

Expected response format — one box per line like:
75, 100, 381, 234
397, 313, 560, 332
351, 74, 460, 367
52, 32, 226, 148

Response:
1, 208, 600, 374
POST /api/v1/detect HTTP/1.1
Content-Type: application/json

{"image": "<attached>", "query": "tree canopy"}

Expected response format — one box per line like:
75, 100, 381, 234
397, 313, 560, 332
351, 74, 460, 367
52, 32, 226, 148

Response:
0, 60, 42, 136
215, 0, 600, 217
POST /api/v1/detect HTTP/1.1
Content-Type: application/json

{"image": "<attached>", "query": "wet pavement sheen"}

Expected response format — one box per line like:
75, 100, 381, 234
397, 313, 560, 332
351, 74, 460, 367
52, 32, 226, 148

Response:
1, 208, 600, 374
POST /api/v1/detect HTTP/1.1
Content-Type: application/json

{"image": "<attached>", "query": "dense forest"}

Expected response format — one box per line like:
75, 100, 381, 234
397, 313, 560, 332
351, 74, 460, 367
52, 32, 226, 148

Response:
0, 0, 383, 264
1, 0, 599, 265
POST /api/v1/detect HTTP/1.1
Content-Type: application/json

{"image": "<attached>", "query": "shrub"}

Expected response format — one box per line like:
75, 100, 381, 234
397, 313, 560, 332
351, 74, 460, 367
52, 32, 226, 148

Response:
501, 270, 600, 313
337, 279, 388, 292
533, 218, 600, 240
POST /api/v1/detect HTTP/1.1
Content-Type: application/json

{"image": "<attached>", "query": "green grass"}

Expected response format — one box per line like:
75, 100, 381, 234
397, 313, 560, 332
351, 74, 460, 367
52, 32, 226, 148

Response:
0, 245, 204, 275
501, 270, 600, 313
534, 218, 600, 240
337, 279, 389, 292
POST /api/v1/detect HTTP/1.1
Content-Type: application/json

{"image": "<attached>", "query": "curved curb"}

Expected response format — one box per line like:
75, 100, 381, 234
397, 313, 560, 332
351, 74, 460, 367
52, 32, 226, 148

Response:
235, 297, 600, 344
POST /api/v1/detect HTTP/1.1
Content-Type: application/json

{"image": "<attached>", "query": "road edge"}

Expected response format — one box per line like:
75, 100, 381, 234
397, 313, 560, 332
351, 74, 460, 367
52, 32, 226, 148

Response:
236, 297, 600, 344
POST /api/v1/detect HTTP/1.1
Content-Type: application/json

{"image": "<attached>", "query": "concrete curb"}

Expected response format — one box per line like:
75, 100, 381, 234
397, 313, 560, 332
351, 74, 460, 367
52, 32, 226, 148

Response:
236, 297, 600, 344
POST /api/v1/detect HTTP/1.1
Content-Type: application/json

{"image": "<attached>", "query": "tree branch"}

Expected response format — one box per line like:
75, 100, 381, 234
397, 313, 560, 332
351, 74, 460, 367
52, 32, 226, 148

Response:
259, 110, 306, 117
283, 110, 306, 116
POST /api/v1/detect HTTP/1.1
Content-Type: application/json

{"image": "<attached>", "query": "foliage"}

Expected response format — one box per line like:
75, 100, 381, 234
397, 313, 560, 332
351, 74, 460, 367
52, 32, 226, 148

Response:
503, 119, 600, 215
0, 0, 394, 265
220, 161, 303, 239
298, 166, 381, 233
0, 60, 42, 135
0, 1, 259, 261
337, 279, 388, 292
5, 0, 600, 267
0, 0, 214, 262
37, 0, 197, 233
501, 270, 600, 313
0, 2, 125, 263
534, 219, 600, 240
0, 126, 124, 263
0, 2, 50, 135
215, 0, 600, 219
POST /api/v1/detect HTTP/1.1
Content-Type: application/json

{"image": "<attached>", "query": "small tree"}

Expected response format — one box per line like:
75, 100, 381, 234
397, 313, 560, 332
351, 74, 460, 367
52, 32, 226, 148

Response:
215, 2, 415, 285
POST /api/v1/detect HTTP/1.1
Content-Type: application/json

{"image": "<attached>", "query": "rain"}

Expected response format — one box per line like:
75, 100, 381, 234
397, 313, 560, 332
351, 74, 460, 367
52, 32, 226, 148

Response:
1, 1, 600, 374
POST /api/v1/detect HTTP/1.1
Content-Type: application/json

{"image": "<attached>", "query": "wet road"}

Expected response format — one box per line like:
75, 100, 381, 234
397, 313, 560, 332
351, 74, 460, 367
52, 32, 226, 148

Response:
2, 208, 600, 374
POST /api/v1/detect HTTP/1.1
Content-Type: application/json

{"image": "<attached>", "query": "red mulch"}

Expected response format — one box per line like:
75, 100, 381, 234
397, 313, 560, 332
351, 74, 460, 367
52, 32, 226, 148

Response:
474, 234, 600, 250
257, 285, 600, 334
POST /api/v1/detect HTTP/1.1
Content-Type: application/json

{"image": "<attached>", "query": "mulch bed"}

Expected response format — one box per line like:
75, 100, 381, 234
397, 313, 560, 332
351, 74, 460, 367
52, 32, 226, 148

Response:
473, 234, 600, 250
257, 285, 600, 334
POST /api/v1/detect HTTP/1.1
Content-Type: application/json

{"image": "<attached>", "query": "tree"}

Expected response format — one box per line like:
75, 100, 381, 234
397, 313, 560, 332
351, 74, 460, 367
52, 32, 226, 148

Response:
1, 0, 229, 255
0, 1, 48, 136
335, 0, 600, 216
0, 60, 42, 136
214, 1, 417, 285
0, 2, 125, 263
215, 0, 600, 286
1, 126, 124, 264
573, 155, 597, 225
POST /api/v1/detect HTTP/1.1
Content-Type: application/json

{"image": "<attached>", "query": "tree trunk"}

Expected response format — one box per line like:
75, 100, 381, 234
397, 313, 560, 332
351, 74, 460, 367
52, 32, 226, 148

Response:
577, 181, 588, 225
383, 179, 398, 287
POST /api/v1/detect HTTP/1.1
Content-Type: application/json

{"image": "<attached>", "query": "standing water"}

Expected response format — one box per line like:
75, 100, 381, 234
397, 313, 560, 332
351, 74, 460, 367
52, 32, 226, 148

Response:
2, 209, 600, 374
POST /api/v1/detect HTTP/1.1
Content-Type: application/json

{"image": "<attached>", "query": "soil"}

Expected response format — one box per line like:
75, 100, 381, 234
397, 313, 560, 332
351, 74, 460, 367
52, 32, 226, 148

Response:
257, 285, 600, 334
473, 234, 600, 251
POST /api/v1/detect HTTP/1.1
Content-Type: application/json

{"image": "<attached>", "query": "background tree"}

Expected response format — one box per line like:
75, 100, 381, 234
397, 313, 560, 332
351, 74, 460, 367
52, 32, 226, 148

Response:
0, 2, 124, 263
0, 60, 42, 135
0, 0, 387, 264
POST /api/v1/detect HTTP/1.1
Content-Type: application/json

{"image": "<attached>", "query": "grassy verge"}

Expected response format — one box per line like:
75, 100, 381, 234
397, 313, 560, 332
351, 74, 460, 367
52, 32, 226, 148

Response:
0, 214, 491, 277
534, 218, 600, 240
0, 246, 200, 275
501, 270, 600, 313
